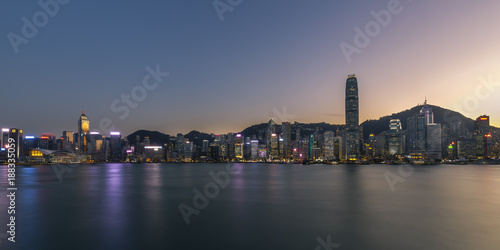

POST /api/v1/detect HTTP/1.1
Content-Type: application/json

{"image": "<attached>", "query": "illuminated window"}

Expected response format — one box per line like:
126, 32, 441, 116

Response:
31, 150, 43, 157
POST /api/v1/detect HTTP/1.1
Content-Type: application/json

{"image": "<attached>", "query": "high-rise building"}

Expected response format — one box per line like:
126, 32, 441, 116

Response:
324, 131, 335, 161
309, 134, 315, 158
282, 122, 292, 160
23, 135, 36, 152
39, 133, 57, 150
474, 115, 490, 158
8, 128, 24, 160
426, 123, 442, 159
420, 102, 434, 124
485, 133, 493, 158
457, 138, 476, 160
407, 104, 432, 153
243, 137, 252, 160
266, 118, 276, 159
202, 140, 209, 153
250, 140, 259, 160
388, 119, 403, 156
78, 111, 90, 154
88, 132, 105, 154
270, 133, 279, 160
184, 141, 195, 161
345, 74, 360, 161
175, 133, 184, 158
235, 134, 243, 159
62, 131, 75, 152
374, 133, 388, 157
110, 132, 122, 162
2, 128, 10, 149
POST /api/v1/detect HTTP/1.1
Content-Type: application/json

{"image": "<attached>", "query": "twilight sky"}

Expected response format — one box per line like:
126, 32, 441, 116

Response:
1, 0, 500, 136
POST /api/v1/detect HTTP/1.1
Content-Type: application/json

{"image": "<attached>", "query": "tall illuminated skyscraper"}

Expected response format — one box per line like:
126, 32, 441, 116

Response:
110, 132, 122, 162
235, 134, 243, 159
474, 115, 490, 159
266, 118, 276, 159
345, 74, 360, 161
282, 122, 292, 160
78, 111, 90, 154
324, 131, 335, 161
388, 119, 403, 156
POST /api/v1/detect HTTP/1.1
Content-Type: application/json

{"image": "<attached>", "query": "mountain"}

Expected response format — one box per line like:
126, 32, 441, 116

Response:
184, 130, 212, 146
360, 104, 475, 139
239, 122, 345, 141
126, 130, 212, 146
126, 104, 495, 146
127, 130, 171, 145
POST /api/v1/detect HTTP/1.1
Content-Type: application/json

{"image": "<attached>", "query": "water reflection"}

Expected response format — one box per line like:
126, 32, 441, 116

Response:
0, 164, 499, 250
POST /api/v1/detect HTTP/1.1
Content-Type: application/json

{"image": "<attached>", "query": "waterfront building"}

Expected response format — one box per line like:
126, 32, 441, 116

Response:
345, 74, 360, 161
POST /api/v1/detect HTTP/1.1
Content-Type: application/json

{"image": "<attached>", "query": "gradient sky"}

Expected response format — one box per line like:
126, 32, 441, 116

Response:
1, 0, 500, 136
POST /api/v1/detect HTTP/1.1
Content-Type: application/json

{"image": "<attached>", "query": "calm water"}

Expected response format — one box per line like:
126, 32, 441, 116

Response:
1, 163, 499, 250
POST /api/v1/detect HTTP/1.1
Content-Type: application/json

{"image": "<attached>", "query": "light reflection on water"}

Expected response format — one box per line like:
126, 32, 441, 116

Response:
0, 163, 499, 250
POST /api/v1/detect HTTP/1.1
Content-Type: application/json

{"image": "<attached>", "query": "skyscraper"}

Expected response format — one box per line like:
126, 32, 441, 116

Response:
266, 118, 276, 159
474, 115, 490, 158
388, 119, 403, 156
78, 111, 90, 154
2, 128, 9, 149
282, 122, 292, 160
110, 132, 122, 162
345, 74, 360, 161
324, 131, 335, 161
8, 128, 24, 160
62, 131, 75, 151
235, 134, 243, 159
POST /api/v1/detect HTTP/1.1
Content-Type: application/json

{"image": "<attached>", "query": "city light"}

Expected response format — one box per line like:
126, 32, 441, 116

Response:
2, 128, 9, 132
236, 134, 242, 138
90, 132, 100, 135
110, 132, 121, 136
144, 146, 162, 149
25, 136, 35, 139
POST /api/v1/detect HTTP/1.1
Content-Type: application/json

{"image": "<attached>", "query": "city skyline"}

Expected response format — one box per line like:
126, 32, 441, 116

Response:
2, 1, 500, 136
2, 97, 499, 138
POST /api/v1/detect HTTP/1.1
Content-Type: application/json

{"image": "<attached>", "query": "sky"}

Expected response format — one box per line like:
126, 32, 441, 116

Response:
1, 0, 500, 137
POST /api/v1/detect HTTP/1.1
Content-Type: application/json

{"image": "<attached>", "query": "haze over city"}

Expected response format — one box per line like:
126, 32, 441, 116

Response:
2, 0, 500, 136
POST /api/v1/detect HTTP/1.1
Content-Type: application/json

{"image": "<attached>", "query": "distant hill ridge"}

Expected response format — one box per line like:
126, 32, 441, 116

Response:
360, 104, 477, 139
127, 104, 494, 143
